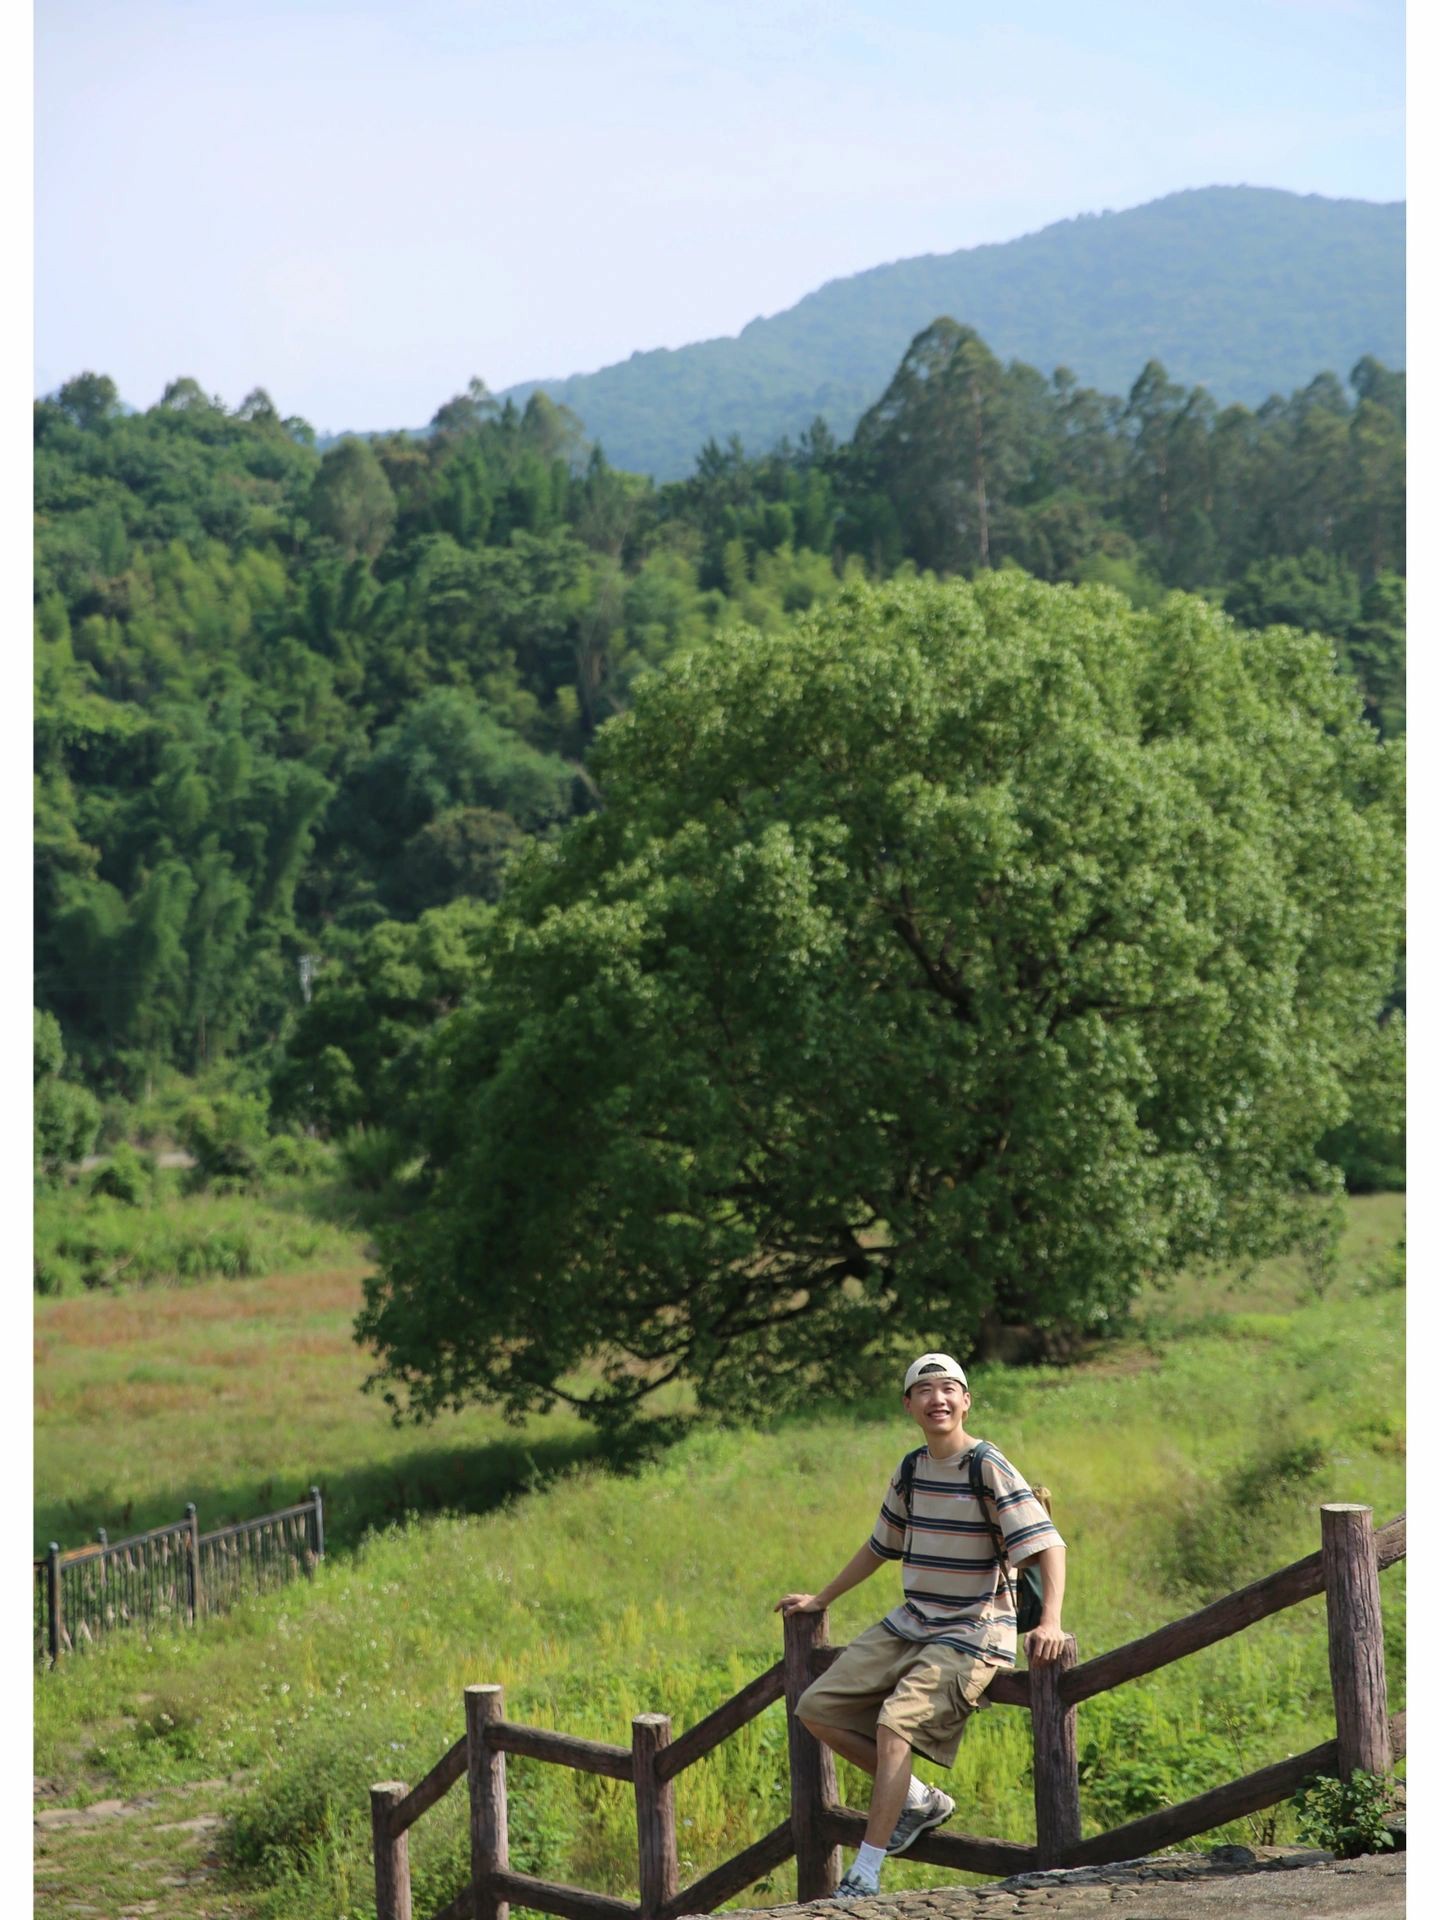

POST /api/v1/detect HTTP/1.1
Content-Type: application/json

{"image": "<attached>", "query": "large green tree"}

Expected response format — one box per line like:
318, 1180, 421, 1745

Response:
358, 575, 1402, 1428
850, 320, 1022, 573
307, 437, 398, 558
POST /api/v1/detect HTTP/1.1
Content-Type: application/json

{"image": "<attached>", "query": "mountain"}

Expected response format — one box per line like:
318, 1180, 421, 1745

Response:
502, 186, 1404, 480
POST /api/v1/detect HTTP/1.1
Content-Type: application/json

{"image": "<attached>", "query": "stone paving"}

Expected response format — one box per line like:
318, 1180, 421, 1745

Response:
693, 1848, 1404, 1920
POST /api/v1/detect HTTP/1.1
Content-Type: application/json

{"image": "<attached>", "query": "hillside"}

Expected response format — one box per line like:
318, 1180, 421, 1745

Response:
503, 187, 1404, 477
33, 1197, 1405, 1918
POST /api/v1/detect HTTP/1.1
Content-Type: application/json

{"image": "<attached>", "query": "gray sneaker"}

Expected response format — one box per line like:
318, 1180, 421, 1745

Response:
834, 1863, 881, 1901
885, 1786, 956, 1855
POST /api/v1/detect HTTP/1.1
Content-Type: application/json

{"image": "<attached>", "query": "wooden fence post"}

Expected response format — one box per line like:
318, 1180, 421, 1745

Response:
46, 1543, 63, 1665
467, 1684, 510, 1920
309, 1486, 325, 1566
1031, 1634, 1081, 1867
370, 1781, 413, 1920
184, 1503, 202, 1624
633, 1713, 679, 1919
783, 1607, 841, 1900
1321, 1504, 1391, 1777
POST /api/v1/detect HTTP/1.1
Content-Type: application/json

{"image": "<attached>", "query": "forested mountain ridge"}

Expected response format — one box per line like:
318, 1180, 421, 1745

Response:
33, 330, 1404, 1118
503, 187, 1404, 478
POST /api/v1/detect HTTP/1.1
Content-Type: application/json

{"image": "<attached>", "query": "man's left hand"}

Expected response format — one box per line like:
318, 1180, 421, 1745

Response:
1025, 1621, 1068, 1664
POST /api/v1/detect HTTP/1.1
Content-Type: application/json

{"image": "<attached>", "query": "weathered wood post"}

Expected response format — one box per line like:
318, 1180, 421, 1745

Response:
467, 1684, 510, 1920
369, 1781, 413, 1920
1030, 1634, 1081, 1867
309, 1486, 325, 1567
1321, 1504, 1391, 1777
783, 1607, 841, 1900
46, 1543, 63, 1665
184, 1503, 202, 1624
633, 1713, 679, 1919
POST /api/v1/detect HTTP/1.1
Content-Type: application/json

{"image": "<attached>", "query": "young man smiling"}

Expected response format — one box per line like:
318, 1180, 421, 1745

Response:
775, 1353, 1066, 1900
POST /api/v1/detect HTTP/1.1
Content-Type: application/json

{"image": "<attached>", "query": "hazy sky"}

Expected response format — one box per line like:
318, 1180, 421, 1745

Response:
34, 0, 1404, 433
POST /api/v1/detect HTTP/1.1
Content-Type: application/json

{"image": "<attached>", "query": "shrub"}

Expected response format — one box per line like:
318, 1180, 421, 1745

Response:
337, 1125, 411, 1194
34, 1010, 102, 1178
89, 1143, 156, 1206
1292, 1769, 1400, 1858
180, 1092, 272, 1189
262, 1132, 334, 1181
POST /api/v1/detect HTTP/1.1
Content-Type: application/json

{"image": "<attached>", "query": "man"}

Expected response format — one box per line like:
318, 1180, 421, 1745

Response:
775, 1352, 1067, 1900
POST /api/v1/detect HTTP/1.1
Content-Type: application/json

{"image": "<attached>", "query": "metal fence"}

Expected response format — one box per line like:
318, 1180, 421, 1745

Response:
35, 1488, 324, 1664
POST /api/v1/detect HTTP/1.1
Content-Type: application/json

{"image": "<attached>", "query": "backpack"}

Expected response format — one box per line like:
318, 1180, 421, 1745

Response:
897, 1440, 1048, 1635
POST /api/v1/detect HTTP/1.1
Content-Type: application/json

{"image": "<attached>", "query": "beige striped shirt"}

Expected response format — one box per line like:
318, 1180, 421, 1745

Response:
868, 1438, 1064, 1667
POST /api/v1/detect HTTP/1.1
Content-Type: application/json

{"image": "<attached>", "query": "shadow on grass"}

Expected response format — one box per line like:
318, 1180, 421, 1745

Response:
35, 1419, 683, 1561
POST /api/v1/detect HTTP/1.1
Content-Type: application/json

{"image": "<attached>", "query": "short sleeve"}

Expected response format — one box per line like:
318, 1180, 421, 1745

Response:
981, 1449, 1065, 1565
868, 1463, 908, 1561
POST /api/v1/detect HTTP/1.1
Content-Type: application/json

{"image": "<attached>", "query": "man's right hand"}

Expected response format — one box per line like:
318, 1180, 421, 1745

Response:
774, 1592, 825, 1615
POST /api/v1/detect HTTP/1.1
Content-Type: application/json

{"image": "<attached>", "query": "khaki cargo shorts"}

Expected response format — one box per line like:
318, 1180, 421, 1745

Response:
795, 1621, 998, 1769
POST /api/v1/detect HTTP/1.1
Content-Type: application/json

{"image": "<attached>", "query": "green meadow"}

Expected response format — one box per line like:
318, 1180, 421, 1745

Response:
34, 1193, 1403, 1920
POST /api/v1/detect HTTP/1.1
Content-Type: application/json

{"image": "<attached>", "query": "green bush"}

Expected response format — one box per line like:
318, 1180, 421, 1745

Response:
180, 1092, 272, 1190
34, 1011, 102, 1179
1292, 1769, 1399, 1858
262, 1132, 334, 1181
337, 1125, 411, 1194
33, 1249, 83, 1297
89, 1143, 156, 1206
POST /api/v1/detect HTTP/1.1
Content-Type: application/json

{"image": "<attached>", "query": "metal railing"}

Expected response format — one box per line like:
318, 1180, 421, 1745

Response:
35, 1487, 324, 1664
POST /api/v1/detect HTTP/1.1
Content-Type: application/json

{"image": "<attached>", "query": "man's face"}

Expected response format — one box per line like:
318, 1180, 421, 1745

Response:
904, 1373, 970, 1437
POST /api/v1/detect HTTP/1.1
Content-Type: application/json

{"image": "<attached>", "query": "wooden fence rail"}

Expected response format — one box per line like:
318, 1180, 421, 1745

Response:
34, 1488, 324, 1664
370, 1502, 1404, 1920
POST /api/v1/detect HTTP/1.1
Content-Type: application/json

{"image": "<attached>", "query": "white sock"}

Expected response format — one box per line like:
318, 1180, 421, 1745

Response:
904, 1776, 930, 1810
854, 1842, 885, 1882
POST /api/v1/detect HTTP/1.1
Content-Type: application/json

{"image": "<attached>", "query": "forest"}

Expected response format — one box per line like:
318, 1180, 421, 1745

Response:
33, 321, 1405, 1211
503, 187, 1405, 476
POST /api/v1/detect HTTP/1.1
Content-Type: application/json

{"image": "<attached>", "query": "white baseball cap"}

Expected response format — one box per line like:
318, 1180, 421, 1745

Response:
904, 1352, 968, 1393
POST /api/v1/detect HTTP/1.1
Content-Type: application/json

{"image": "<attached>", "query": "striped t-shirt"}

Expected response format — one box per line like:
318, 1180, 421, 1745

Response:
867, 1438, 1064, 1667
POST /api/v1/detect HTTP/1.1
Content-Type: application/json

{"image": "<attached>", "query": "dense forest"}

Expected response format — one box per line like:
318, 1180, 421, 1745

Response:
33, 322, 1404, 1150
503, 187, 1405, 476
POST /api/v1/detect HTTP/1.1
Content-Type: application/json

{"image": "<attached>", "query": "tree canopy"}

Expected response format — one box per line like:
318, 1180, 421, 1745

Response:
33, 330, 1404, 1113
357, 574, 1403, 1428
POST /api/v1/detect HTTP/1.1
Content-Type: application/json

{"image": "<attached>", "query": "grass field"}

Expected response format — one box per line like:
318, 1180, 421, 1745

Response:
34, 1193, 1404, 1919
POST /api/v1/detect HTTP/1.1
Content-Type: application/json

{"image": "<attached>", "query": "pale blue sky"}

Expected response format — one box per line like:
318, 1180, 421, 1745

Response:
34, 0, 1404, 433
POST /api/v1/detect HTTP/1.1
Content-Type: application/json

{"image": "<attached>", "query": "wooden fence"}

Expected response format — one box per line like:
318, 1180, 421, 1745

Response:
34, 1488, 324, 1664
369, 1501, 1404, 1920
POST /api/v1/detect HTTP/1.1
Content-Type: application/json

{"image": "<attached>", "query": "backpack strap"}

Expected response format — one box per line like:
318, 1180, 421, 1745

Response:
968, 1440, 1012, 1572
897, 1445, 926, 1516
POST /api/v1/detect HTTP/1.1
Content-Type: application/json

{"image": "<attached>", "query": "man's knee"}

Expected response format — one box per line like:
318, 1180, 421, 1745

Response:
875, 1721, 911, 1760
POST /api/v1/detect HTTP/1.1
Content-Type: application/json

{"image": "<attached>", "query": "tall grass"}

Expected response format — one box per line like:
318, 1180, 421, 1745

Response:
33, 1196, 1404, 1918
33, 1174, 363, 1298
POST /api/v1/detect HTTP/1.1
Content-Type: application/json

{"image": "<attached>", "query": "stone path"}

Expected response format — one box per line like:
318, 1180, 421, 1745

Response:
699, 1848, 1404, 1920
34, 1774, 253, 1918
